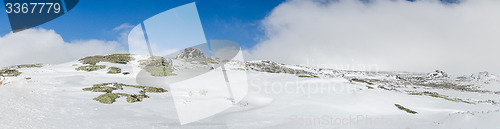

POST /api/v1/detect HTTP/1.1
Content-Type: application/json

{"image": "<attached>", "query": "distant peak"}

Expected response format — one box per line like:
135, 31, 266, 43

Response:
174, 48, 205, 59
427, 70, 448, 79
471, 71, 497, 80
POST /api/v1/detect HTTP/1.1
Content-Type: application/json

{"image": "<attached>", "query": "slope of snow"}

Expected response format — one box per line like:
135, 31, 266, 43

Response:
1, 55, 500, 128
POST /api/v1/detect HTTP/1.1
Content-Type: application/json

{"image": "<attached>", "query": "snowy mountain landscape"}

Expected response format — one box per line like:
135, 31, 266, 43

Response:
1, 48, 500, 129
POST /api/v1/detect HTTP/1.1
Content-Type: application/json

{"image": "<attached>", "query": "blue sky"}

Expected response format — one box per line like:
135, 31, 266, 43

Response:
0, 0, 460, 49
0, 0, 285, 49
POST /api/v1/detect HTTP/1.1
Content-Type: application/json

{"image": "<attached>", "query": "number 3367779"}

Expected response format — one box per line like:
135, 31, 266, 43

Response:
5, 3, 61, 14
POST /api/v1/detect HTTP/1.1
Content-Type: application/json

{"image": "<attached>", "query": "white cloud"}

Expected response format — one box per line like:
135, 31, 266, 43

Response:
113, 23, 134, 32
114, 23, 135, 46
246, 0, 500, 75
0, 28, 125, 67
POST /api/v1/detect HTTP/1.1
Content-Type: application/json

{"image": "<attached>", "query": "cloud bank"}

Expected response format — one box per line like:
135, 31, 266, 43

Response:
246, 0, 500, 75
0, 28, 125, 67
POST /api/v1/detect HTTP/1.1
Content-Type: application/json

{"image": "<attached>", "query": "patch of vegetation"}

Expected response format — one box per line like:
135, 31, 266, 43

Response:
25, 77, 31, 80
83, 82, 167, 104
231, 68, 246, 71
122, 72, 130, 75
107, 67, 121, 74
393, 75, 489, 93
119, 83, 145, 89
350, 78, 374, 85
403, 79, 488, 93
366, 86, 375, 89
116, 93, 150, 103
138, 56, 176, 77
0, 64, 44, 77
118, 83, 168, 93
82, 85, 118, 93
92, 83, 116, 87
0, 69, 22, 77
10, 64, 43, 69
76, 65, 106, 72
418, 82, 470, 90
93, 93, 120, 104
86, 83, 168, 93
395, 104, 418, 114
298, 74, 319, 78
410, 91, 474, 104
144, 87, 168, 93
138, 56, 170, 66
246, 61, 316, 75
142, 66, 176, 76
79, 54, 133, 65
378, 86, 391, 91
79, 56, 104, 65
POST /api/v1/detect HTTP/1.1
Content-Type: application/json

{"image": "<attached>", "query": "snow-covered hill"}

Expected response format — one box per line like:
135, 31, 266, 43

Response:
1, 48, 499, 128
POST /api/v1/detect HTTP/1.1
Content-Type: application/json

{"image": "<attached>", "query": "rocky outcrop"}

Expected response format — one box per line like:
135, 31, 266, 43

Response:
245, 60, 315, 75
139, 56, 173, 68
138, 56, 175, 77
427, 70, 448, 79
175, 48, 205, 59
